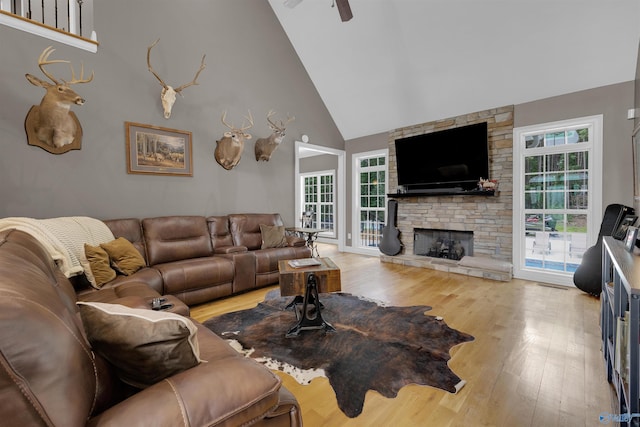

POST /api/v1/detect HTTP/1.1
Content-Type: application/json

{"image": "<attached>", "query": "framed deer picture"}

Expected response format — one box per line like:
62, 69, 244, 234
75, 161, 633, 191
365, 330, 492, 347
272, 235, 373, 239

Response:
125, 122, 193, 177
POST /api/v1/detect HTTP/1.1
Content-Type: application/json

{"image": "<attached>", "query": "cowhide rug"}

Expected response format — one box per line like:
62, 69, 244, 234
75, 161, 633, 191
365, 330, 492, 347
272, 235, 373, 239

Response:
203, 291, 474, 418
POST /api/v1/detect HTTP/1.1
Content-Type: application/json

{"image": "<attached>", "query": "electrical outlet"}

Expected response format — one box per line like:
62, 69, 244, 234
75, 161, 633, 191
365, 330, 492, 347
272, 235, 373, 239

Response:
347, 233, 351, 239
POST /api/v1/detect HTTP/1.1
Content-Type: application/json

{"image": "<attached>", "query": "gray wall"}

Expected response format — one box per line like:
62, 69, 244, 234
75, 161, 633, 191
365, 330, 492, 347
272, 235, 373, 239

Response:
0, 0, 344, 225
300, 155, 338, 173
514, 81, 635, 213
339, 83, 634, 251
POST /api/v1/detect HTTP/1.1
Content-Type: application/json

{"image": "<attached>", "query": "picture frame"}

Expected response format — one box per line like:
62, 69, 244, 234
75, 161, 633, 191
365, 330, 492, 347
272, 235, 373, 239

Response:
613, 214, 638, 240
624, 226, 639, 252
125, 122, 193, 176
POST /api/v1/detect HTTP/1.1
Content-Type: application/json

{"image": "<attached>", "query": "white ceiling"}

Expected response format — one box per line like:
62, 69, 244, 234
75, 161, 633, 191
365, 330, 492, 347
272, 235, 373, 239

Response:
268, 0, 640, 141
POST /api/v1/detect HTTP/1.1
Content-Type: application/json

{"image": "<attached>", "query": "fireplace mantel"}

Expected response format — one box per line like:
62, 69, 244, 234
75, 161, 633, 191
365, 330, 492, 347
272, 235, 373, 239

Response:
388, 189, 497, 198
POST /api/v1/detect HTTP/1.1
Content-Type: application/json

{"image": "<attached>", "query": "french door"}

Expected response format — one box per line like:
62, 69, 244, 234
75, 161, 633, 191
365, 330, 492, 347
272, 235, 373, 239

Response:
352, 149, 388, 255
513, 115, 602, 286
300, 171, 335, 238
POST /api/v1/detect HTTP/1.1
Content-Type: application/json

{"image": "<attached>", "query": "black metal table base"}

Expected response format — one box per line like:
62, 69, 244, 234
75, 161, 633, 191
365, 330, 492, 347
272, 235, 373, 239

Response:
285, 273, 335, 337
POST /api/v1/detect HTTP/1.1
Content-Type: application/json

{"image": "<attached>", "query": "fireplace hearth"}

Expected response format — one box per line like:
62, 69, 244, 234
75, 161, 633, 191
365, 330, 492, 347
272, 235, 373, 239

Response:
414, 228, 473, 261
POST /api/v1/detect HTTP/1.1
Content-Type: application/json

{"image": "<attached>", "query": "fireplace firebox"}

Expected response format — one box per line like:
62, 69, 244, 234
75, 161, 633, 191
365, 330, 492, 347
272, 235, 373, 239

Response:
413, 228, 473, 261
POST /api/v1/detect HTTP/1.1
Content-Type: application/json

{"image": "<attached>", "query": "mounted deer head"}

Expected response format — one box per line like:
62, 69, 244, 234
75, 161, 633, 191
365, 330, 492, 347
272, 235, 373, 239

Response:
214, 111, 253, 170
147, 38, 206, 119
24, 46, 94, 153
254, 110, 295, 161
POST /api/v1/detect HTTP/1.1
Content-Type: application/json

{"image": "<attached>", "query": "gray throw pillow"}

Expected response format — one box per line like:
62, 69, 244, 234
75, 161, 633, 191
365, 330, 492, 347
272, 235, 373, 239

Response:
77, 301, 203, 388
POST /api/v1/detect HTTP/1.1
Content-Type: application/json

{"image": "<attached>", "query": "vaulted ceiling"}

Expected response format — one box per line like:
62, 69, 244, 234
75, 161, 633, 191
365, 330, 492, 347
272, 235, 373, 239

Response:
268, 0, 640, 141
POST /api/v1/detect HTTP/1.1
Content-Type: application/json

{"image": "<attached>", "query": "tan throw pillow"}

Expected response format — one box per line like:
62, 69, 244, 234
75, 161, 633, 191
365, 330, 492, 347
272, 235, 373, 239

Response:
260, 224, 288, 249
77, 301, 203, 388
80, 243, 117, 289
100, 237, 146, 276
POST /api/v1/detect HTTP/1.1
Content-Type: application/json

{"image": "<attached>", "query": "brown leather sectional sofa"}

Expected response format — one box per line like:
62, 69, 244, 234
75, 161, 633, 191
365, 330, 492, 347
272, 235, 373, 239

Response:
0, 213, 311, 426
76, 213, 312, 306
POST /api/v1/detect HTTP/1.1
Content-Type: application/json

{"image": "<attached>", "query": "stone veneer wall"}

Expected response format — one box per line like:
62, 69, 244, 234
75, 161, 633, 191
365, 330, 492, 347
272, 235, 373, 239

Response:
388, 105, 514, 262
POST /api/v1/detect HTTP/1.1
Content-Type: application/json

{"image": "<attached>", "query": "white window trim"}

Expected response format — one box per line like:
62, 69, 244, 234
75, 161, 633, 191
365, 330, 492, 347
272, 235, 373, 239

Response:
512, 114, 603, 286
0, 9, 97, 52
351, 148, 389, 256
294, 141, 345, 251
300, 169, 337, 239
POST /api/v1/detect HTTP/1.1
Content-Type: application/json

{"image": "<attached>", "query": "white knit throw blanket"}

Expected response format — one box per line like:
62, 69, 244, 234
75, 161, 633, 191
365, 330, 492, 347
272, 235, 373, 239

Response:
0, 216, 115, 277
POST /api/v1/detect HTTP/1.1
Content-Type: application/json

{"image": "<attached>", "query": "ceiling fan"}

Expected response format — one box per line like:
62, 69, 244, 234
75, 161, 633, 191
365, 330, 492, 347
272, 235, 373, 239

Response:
283, 0, 353, 22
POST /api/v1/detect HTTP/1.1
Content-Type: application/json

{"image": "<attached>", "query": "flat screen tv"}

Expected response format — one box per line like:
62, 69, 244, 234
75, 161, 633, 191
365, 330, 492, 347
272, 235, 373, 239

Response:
394, 122, 489, 192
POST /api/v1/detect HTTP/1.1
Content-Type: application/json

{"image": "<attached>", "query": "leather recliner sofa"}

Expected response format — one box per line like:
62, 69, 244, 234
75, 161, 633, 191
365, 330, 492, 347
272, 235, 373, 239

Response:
0, 228, 303, 426
76, 213, 312, 306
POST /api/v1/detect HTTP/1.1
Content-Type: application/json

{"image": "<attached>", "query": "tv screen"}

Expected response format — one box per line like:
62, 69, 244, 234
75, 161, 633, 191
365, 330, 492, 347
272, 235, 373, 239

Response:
394, 122, 489, 190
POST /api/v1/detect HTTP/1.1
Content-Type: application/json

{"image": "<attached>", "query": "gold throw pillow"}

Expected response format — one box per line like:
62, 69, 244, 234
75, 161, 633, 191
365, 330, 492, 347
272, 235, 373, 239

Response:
100, 237, 146, 276
81, 243, 117, 289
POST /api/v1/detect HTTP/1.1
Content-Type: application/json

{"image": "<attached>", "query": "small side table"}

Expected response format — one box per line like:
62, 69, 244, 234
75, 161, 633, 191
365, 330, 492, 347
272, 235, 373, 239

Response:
278, 258, 341, 337
285, 227, 322, 257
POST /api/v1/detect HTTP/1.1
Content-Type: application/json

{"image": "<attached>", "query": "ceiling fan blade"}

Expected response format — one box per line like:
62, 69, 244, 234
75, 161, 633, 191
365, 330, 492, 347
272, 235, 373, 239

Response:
336, 0, 353, 22
283, 0, 303, 9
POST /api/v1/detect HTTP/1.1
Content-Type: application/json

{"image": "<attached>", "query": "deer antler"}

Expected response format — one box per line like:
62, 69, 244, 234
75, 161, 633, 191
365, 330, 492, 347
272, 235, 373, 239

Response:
38, 46, 94, 86
240, 110, 254, 131
147, 38, 169, 89
281, 113, 295, 128
174, 54, 207, 94
221, 111, 234, 130
64, 61, 94, 85
147, 38, 206, 94
221, 110, 254, 132
266, 110, 294, 131
38, 46, 69, 84
266, 110, 280, 130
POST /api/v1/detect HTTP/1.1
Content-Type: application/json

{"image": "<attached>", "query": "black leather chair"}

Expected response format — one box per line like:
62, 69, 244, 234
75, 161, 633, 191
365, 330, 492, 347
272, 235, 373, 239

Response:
573, 203, 634, 296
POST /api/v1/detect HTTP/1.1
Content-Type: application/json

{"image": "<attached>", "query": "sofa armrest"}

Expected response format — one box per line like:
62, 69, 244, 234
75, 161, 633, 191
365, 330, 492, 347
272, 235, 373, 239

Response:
216, 250, 256, 293
286, 236, 306, 247
87, 356, 283, 427
261, 387, 303, 427
98, 295, 150, 310
214, 245, 248, 254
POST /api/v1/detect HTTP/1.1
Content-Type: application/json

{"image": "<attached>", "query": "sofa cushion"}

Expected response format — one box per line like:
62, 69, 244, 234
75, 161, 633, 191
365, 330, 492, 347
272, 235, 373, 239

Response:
81, 243, 117, 288
77, 280, 161, 304
77, 301, 203, 389
100, 237, 146, 276
229, 213, 285, 250
102, 218, 148, 262
206, 215, 235, 248
155, 256, 235, 305
260, 224, 288, 249
143, 216, 213, 265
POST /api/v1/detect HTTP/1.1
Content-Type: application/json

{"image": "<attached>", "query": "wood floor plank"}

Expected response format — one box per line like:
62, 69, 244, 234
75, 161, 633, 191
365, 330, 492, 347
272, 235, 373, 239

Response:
190, 244, 614, 426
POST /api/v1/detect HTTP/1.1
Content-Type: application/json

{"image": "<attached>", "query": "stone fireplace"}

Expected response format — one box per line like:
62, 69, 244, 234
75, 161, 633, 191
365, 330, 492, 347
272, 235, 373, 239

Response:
414, 228, 473, 260
380, 106, 514, 277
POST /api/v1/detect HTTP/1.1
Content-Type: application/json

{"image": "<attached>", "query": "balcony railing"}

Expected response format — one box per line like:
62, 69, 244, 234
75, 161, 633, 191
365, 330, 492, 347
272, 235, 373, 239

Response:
0, 0, 97, 52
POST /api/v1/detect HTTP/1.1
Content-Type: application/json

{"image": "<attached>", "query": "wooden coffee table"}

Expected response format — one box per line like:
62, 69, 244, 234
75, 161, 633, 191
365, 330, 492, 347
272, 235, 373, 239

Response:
278, 257, 341, 337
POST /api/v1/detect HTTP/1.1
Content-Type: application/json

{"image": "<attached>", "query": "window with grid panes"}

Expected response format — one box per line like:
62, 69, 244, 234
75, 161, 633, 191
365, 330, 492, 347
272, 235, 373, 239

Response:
521, 125, 593, 275
356, 153, 387, 249
301, 172, 335, 237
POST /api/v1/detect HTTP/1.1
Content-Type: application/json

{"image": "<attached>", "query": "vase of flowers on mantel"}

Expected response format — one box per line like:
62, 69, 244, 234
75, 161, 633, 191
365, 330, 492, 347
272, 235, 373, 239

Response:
478, 178, 499, 192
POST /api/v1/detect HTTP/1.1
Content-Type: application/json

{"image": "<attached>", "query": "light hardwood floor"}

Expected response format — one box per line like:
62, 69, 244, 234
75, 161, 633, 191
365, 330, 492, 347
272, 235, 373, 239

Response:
190, 244, 612, 427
